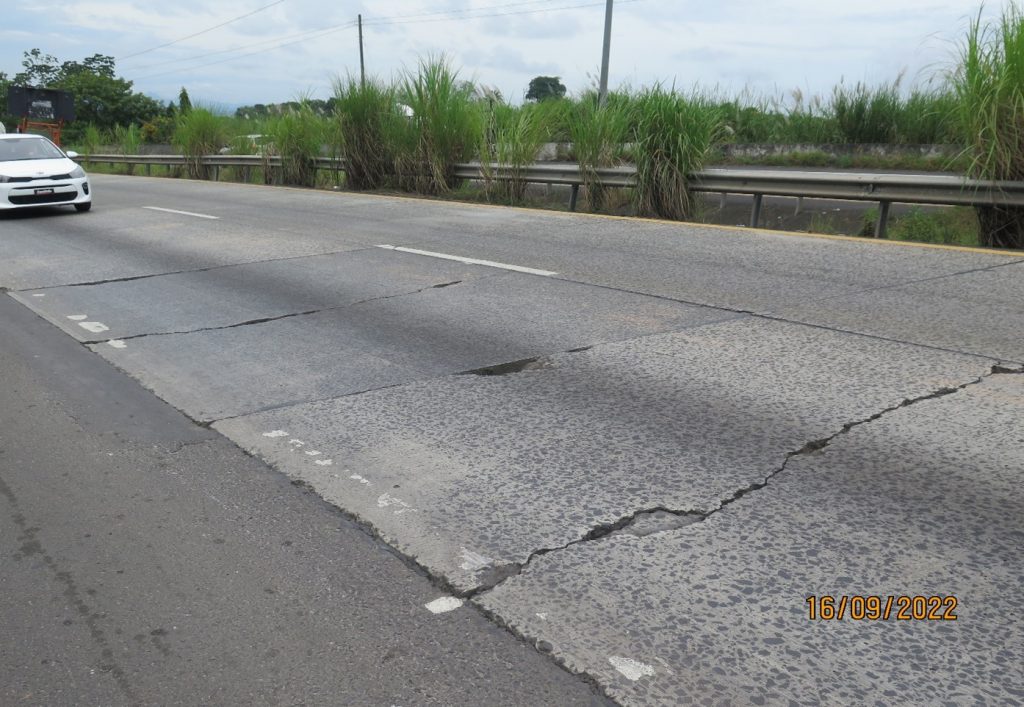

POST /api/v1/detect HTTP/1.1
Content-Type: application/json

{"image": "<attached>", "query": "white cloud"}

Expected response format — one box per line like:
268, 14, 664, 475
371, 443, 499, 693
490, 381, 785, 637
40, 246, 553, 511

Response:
1, 0, 1001, 106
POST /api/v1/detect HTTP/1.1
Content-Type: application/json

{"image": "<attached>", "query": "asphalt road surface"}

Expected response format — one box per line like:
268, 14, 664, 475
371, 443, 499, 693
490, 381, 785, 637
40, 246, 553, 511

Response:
2, 174, 1023, 705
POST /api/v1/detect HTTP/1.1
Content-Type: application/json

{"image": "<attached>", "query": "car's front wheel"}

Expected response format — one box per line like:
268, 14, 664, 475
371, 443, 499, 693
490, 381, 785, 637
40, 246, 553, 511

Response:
75, 202, 92, 212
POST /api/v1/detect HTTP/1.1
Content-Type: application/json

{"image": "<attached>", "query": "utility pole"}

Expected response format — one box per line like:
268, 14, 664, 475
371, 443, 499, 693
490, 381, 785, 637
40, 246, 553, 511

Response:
358, 14, 366, 87
598, 0, 613, 107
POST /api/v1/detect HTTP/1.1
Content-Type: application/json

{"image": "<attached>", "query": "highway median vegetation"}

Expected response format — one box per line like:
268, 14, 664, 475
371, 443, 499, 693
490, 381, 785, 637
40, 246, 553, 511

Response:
51, 1, 1024, 249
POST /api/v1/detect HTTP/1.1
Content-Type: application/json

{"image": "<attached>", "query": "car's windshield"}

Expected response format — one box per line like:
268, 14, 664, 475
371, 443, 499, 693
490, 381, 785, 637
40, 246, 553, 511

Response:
0, 137, 65, 162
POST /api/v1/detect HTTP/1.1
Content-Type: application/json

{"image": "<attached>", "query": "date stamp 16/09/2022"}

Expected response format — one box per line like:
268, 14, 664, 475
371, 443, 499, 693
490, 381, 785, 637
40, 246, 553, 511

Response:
806, 595, 958, 621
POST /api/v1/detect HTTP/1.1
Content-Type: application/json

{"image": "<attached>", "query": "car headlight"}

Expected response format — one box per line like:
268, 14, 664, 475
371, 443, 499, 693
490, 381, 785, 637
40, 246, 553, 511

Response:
70, 166, 86, 179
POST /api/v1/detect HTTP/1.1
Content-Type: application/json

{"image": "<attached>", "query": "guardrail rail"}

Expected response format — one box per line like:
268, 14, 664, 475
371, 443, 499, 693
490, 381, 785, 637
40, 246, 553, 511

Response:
77, 154, 1024, 238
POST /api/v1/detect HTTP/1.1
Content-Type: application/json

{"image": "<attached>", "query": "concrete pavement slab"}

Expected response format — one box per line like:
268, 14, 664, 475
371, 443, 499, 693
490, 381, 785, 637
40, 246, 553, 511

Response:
0, 198, 371, 290
92, 272, 731, 420
76, 176, 1024, 314
11, 249, 492, 341
214, 317, 998, 594
774, 260, 1024, 362
476, 370, 1024, 705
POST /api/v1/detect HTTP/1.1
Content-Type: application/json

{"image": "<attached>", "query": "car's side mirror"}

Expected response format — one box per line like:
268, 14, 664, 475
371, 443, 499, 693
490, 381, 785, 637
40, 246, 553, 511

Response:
66, 150, 79, 159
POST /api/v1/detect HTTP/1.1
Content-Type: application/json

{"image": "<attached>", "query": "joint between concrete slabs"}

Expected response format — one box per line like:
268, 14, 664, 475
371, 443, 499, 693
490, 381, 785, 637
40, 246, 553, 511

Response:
80, 278, 470, 345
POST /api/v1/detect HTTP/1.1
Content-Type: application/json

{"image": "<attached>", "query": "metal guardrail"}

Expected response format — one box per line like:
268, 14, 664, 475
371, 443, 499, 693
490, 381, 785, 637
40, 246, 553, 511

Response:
78, 154, 1024, 238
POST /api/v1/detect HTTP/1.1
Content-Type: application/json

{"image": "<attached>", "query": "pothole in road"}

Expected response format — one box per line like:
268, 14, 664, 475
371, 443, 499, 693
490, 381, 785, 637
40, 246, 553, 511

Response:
461, 357, 553, 376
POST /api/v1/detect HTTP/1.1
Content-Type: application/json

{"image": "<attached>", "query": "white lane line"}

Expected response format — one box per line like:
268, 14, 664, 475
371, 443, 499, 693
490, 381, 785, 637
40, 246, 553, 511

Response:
608, 656, 656, 681
262, 430, 289, 438
78, 321, 109, 333
425, 597, 464, 614
31, 293, 45, 298
143, 206, 219, 220
376, 244, 557, 277
107, 340, 128, 349
314, 459, 333, 466
67, 314, 88, 321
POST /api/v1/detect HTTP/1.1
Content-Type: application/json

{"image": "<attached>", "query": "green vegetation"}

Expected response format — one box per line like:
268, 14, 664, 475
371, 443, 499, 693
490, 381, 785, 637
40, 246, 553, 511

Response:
396, 57, 483, 194
569, 92, 632, 210
264, 103, 330, 187
632, 88, 725, 220
173, 108, 228, 179
34, 2, 1024, 250
950, 3, 1024, 248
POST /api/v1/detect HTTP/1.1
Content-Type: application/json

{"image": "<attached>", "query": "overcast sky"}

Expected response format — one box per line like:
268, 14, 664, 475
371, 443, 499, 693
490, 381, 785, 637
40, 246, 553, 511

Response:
0, 1, 1003, 109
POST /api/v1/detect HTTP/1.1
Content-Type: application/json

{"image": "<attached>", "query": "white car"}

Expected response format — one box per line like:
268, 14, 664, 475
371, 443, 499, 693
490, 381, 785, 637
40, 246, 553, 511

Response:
0, 134, 92, 212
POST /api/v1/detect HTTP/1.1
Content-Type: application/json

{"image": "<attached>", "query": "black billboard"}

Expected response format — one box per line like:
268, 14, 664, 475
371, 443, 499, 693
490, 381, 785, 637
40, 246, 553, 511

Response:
7, 86, 76, 122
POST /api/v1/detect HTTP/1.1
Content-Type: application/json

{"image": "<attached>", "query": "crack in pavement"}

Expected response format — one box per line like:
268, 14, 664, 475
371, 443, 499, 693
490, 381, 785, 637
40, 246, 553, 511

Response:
465, 363, 1024, 599
16, 246, 382, 292
793, 257, 1024, 306
550, 275, 1022, 365
80, 279, 469, 345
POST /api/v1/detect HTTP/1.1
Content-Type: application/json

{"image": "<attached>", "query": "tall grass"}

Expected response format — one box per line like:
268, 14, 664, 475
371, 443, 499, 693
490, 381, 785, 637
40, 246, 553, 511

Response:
112, 124, 143, 174
633, 88, 726, 220
484, 101, 555, 201
950, 2, 1024, 248
81, 124, 104, 156
174, 108, 228, 179
332, 76, 401, 190
265, 103, 326, 187
570, 92, 632, 210
397, 56, 482, 194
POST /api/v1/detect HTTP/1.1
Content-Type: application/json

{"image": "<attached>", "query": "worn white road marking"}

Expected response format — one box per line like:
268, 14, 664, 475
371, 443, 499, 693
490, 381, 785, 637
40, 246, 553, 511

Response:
304, 450, 321, 456
425, 597, 464, 614
536, 612, 548, 620
143, 206, 219, 220
349, 474, 371, 485
31, 293, 45, 297
79, 321, 109, 333
376, 244, 557, 277
107, 340, 127, 349
262, 430, 289, 438
377, 493, 415, 514
609, 656, 656, 681
459, 549, 492, 571
314, 459, 333, 466
67, 314, 88, 321
288, 439, 305, 447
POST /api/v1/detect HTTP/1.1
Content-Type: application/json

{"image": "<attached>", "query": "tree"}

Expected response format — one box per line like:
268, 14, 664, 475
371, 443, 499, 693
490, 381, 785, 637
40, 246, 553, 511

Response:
178, 87, 192, 114
9, 49, 164, 140
526, 76, 566, 102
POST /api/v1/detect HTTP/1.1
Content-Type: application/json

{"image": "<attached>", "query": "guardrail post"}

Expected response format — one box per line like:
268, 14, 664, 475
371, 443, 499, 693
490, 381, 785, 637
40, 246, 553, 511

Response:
718, 192, 728, 211
750, 194, 763, 228
213, 165, 220, 182
145, 163, 152, 177
875, 201, 891, 238
569, 184, 580, 212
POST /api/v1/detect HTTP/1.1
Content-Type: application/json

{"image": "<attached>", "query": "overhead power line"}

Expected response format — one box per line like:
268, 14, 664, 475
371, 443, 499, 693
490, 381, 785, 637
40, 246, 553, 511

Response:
117, 0, 287, 61
128, 0, 642, 82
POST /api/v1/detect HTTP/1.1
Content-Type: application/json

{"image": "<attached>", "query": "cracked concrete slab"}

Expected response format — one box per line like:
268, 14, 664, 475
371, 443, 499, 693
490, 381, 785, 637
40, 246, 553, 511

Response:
0, 202, 371, 290
477, 370, 1024, 706
93, 273, 728, 420
11, 249, 492, 342
773, 259, 1024, 362
213, 317, 997, 594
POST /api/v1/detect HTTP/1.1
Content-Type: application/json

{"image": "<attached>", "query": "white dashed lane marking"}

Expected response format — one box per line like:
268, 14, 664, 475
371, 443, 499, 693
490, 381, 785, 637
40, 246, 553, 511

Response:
376, 245, 557, 277
143, 206, 219, 220
78, 322, 109, 334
